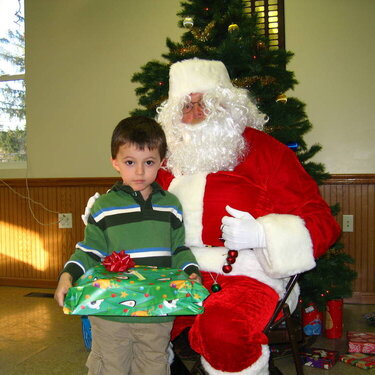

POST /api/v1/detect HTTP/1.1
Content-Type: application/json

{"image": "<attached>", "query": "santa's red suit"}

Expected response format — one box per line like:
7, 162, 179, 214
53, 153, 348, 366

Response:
157, 127, 341, 375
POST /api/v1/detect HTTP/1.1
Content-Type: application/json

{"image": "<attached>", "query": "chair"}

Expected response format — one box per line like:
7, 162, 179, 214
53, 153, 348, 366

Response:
174, 274, 304, 375
263, 274, 304, 375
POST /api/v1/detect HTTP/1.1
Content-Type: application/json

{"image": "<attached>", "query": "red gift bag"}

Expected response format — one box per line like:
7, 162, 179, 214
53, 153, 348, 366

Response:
325, 299, 343, 338
303, 303, 323, 336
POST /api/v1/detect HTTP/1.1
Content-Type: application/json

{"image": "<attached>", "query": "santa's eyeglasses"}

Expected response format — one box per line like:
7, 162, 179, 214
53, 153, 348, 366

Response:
182, 100, 205, 114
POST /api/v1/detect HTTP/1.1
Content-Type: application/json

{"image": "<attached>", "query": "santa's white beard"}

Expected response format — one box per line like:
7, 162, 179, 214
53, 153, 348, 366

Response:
165, 116, 247, 176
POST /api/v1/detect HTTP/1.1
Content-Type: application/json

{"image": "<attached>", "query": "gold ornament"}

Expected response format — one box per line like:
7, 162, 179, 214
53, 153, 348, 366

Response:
276, 93, 288, 103
228, 23, 239, 32
183, 17, 194, 28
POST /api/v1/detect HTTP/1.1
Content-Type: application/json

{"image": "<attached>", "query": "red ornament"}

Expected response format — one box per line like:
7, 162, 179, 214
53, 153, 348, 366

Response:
102, 250, 135, 272
222, 264, 232, 273
222, 249, 239, 273
226, 256, 236, 264
228, 250, 238, 258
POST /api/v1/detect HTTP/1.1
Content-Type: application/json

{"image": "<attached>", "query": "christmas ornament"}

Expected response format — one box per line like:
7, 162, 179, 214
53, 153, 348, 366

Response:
211, 283, 222, 293
228, 250, 238, 258
226, 256, 236, 264
183, 17, 194, 28
222, 250, 238, 273
287, 141, 299, 151
228, 23, 239, 32
222, 264, 232, 273
276, 93, 288, 103
208, 272, 222, 293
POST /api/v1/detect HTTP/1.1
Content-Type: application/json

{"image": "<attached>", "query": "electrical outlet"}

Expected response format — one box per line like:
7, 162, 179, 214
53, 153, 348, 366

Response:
58, 213, 73, 229
342, 214, 354, 232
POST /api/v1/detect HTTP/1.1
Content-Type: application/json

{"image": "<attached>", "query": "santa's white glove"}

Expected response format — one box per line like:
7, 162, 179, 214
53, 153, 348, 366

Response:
81, 192, 101, 225
221, 205, 266, 250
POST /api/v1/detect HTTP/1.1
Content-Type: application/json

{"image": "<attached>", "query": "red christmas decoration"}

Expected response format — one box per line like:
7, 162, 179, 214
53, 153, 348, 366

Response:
102, 250, 135, 272
222, 250, 239, 273
222, 264, 233, 273
228, 250, 238, 258
226, 256, 236, 264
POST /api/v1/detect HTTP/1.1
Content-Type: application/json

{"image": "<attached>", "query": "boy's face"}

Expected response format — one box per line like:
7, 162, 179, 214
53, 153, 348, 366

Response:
111, 143, 162, 200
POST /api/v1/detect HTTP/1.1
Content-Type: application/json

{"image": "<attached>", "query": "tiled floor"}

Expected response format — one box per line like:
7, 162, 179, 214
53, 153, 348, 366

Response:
0, 286, 374, 374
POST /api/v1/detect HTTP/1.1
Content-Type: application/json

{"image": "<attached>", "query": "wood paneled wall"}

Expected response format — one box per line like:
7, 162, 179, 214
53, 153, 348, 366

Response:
1, 175, 374, 304
319, 175, 375, 304
0, 178, 118, 288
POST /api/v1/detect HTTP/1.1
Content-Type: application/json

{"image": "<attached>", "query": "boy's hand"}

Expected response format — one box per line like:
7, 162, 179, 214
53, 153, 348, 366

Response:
188, 272, 202, 284
54, 272, 73, 307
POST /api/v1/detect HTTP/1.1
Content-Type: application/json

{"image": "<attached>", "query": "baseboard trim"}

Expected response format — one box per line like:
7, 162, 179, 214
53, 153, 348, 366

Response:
345, 293, 375, 305
0, 277, 57, 289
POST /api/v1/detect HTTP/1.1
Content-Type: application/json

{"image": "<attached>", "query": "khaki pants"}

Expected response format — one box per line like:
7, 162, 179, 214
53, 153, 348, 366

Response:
87, 317, 173, 375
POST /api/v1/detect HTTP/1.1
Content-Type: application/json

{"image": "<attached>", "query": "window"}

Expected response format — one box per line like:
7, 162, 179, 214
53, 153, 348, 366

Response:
243, 0, 285, 49
0, 0, 26, 167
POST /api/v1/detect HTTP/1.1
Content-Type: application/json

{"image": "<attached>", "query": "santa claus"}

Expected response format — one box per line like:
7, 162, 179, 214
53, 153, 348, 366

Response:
154, 58, 341, 375
81, 58, 340, 374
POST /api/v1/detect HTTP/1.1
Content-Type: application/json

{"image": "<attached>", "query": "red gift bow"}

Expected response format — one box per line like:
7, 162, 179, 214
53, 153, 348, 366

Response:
102, 250, 135, 272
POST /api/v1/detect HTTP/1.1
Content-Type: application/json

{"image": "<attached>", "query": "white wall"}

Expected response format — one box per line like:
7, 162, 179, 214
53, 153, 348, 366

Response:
1, 0, 374, 178
285, 0, 375, 173
25, 0, 182, 179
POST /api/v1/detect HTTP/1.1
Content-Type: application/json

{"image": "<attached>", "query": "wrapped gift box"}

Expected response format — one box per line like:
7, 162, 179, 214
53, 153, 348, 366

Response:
348, 331, 375, 354
300, 347, 339, 369
340, 353, 375, 370
63, 265, 209, 317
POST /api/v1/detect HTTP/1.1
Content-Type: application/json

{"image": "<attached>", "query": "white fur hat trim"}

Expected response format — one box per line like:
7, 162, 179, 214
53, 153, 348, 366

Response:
168, 58, 233, 98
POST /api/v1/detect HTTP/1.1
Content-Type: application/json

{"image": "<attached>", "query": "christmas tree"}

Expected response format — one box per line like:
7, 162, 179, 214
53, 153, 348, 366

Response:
131, 0, 329, 182
130, 0, 356, 306
298, 243, 357, 310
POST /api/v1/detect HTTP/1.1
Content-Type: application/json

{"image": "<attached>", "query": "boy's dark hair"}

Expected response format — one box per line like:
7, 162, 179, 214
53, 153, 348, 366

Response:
111, 116, 167, 159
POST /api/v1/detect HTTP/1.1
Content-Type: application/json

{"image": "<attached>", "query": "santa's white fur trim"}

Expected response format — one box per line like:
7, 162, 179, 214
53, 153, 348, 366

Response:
169, 58, 233, 99
191, 246, 299, 311
255, 214, 316, 278
168, 173, 208, 247
167, 342, 174, 365
201, 345, 269, 375
191, 246, 284, 296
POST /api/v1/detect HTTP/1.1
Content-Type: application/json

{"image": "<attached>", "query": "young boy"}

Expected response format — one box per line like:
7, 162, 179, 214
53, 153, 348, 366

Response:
54, 116, 201, 375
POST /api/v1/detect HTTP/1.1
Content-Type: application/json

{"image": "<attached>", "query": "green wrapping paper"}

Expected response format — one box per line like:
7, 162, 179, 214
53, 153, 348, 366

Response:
63, 265, 209, 317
